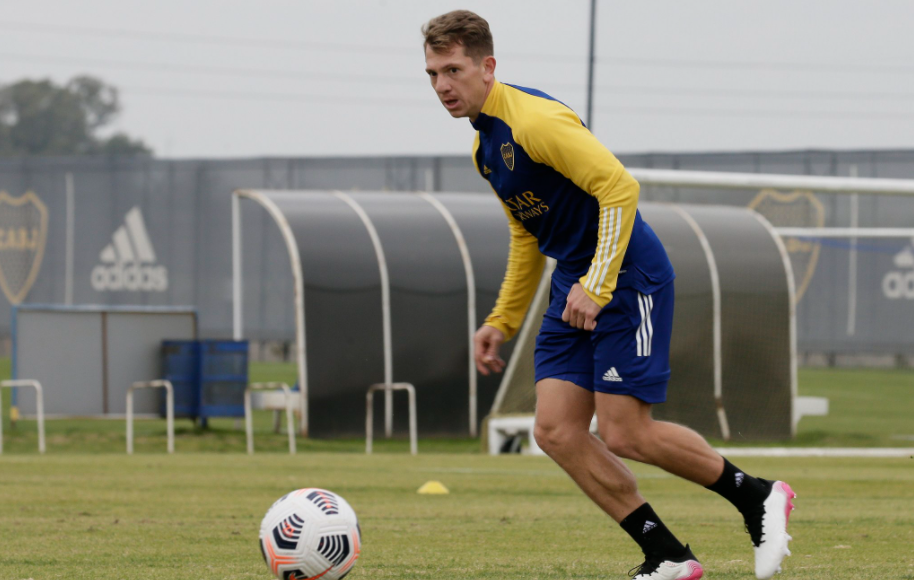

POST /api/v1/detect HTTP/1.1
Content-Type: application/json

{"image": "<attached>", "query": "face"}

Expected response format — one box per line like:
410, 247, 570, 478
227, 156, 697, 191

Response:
425, 43, 495, 121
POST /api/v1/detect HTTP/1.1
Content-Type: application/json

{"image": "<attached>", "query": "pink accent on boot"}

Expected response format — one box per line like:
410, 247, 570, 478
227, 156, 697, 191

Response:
683, 561, 704, 580
777, 481, 797, 523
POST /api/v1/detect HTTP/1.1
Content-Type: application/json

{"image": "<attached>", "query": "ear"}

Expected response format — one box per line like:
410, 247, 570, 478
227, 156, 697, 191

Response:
482, 55, 497, 80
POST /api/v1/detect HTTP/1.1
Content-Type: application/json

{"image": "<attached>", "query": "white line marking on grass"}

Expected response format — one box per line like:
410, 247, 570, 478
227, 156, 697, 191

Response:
410, 467, 674, 479
715, 447, 914, 458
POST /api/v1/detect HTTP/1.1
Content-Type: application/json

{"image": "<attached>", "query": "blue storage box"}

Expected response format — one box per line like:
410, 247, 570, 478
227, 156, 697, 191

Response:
161, 340, 249, 421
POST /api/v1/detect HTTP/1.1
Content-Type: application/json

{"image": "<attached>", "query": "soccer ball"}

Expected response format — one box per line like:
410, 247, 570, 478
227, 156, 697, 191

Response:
259, 488, 362, 580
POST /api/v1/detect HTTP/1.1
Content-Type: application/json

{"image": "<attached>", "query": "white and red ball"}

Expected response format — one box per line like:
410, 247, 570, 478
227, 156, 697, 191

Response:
259, 488, 361, 580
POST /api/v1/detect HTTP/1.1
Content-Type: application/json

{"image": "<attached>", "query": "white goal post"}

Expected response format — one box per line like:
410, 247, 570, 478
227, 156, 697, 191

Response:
627, 168, 914, 196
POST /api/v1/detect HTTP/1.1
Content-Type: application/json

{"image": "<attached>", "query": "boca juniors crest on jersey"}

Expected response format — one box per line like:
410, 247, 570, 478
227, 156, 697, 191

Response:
500, 142, 515, 171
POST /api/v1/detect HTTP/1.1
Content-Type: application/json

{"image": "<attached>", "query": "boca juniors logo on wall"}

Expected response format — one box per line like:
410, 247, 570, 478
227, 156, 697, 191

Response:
500, 142, 515, 171
0, 191, 48, 305
748, 188, 824, 303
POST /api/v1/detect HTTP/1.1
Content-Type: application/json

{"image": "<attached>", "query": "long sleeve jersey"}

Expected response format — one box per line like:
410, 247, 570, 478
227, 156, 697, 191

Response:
473, 81, 674, 341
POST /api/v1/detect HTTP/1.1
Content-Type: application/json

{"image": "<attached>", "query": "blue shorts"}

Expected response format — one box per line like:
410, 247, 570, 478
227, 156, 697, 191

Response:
534, 269, 674, 404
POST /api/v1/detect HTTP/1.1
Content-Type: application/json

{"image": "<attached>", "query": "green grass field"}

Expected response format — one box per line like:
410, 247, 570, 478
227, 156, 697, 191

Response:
0, 454, 912, 579
0, 359, 912, 578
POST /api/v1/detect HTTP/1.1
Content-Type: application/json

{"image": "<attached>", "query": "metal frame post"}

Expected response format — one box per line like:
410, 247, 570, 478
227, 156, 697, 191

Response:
333, 191, 396, 438
245, 382, 296, 454
751, 214, 799, 436
233, 190, 309, 437
0, 380, 46, 454
232, 193, 243, 340
64, 173, 75, 305
416, 192, 478, 436
365, 382, 417, 455
126, 380, 174, 454
669, 206, 729, 441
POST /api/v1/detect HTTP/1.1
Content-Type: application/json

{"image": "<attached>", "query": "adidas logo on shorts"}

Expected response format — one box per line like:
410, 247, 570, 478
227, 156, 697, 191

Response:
602, 367, 623, 382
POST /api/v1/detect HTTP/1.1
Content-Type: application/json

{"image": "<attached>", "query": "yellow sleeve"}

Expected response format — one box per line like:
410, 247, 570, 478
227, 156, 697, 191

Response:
483, 200, 546, 342
513, 105, 639, 308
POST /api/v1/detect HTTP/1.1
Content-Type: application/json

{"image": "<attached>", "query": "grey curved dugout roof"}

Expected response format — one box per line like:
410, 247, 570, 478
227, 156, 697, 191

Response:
233, 191, 795, 440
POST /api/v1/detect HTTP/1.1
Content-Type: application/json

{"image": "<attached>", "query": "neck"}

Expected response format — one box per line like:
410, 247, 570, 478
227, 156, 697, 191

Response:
470, 79, 497, 122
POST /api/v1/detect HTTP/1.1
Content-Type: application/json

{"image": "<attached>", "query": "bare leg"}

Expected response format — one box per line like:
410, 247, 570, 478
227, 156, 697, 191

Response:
534, 378, 644, 522
595, 392, 724, 486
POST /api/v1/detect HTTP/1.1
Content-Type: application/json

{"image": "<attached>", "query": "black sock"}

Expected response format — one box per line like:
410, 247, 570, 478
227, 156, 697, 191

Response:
619, 503, 686, 559
706, 458, 772, 514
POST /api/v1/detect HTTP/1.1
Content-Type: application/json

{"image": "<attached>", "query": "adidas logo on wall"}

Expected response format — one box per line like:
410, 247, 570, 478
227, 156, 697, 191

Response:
91, 207, 169, 292
883, 240, 914, 300
602, 367, 623, 382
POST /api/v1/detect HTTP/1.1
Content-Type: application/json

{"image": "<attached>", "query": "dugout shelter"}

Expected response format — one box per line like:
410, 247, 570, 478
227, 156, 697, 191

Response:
232, 191, 796, 440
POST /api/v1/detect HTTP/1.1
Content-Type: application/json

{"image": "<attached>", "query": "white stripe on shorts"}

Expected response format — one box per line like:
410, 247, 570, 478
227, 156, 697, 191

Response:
636, 292, 654, 357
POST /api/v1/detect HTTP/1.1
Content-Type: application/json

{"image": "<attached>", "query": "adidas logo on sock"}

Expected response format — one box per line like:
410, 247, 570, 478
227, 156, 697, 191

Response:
735, 472, 745, 487
642, 520, 657, 534
602, 367, 623, 382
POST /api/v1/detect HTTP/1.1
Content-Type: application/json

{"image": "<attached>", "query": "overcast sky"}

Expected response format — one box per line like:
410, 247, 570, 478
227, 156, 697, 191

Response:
3, 0, 914, 159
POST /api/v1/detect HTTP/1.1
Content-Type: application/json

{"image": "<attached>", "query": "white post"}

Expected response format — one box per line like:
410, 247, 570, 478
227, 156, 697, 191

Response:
232, 193, 243, 340
333, 191, 395, 438
406, 384, 418, 456
245, 382, 296, 454
416, 192, 478, 436
126, 380, 174, 455
669, 207, 729, 441
64, 173, 75, 305
847, 165, 859, 336
0, 380, 46, 454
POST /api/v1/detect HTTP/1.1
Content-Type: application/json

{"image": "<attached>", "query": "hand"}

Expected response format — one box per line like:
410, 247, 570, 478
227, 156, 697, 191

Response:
562, 283, 601, 331
474, 326, 506, 376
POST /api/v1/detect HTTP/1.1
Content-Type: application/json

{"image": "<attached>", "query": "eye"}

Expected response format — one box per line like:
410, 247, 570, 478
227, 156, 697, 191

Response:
449, 68, 459, 74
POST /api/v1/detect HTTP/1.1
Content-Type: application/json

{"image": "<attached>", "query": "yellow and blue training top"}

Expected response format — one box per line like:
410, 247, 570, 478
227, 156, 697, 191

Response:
473, 80, 674, 341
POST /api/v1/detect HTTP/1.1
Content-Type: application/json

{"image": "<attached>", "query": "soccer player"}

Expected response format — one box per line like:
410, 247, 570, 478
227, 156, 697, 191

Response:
422, 10, 796, 580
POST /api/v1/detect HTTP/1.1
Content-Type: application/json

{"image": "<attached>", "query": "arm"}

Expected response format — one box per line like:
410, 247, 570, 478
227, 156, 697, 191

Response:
483, 202, 546, 341
515, 107, 639, 308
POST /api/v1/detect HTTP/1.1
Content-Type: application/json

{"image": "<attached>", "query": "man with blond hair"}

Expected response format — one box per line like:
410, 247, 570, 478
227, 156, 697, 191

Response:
422, 9, 796, 580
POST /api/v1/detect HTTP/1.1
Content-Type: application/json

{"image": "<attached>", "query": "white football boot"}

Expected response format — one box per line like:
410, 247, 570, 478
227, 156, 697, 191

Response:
745, 480, 797, 579
629, 545, 703, 580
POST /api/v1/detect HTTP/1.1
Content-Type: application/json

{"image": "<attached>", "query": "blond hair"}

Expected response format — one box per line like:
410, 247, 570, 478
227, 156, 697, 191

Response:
421, 10, 494, 62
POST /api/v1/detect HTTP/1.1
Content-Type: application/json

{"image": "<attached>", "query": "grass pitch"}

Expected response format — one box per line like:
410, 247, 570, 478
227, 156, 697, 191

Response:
1, 454, 912, 579
1, 360, 913, 578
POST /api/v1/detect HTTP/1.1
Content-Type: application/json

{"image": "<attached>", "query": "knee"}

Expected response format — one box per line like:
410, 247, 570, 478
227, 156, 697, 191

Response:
533, 421, 585, 457
600, 426, 644, 461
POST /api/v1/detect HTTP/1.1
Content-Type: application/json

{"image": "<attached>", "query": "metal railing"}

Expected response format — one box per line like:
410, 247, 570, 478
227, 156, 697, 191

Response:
366, 382, 417, 455
126, 380, 174, 454
245, 382, 297, 454
0, 380, 46, 454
